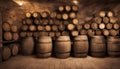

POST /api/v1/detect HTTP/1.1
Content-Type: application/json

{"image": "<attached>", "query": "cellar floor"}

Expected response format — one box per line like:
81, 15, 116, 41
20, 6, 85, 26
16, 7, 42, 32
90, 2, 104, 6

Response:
0, 55, 120, 69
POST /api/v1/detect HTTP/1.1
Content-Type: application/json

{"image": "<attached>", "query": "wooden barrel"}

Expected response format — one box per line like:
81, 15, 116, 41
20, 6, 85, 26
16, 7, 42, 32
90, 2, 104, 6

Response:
99, 23, 105, 29
91, 36, 106, 57
103, 29, 110, 36
29, 25, 36, 31
67, 24, 75, 31
80, 29, 87, 35
107, 11, 113, 17
37, 25, 44, 31
3, 22, 10, 32
21, 37, 34, 55
25, 12, 32, 18
72, 18, 79, 25
72, 5, 78, 12
52, 25, 58, 31
107, 36, 120, 57
26, 32, 33, 37
62, 13, 68, 20
94, 17, 102, 23
41, 11, 49, 18
110, 29, 118, 36
95, 30, 102, 35
76, 24, 82, 31
54, 36, 71, 58
11, 25, 18, 33
71, 31, 79, 36
56, 13, 62, 19
21, 25, 28, 31
65, 5, 71, 12
73, 35, 89, 57
61, 31, 69, 36
87, 29, 95, 37
2, 46, 11, 61
110, 17, 117, 23
84, 23, 90, 29
25, 18, 33, 25
12, 33, 19, 41
32, 12, 40, 18
58, 5, 64, 12
36, 36, 52, 58
113, 23, 119, 30
69, 12, 76, 19
91, 23, 98, 30
20, 32, 27, 38
99, 11, 106, 17
103, 17, 109, 23
106, 23, 112, 29
50, 12, 56, 18
45, 25, 51, 31
34, 19, 40, 25
4, 32, 12, 41
58, 24, 65, 31
9, 44, 19, 56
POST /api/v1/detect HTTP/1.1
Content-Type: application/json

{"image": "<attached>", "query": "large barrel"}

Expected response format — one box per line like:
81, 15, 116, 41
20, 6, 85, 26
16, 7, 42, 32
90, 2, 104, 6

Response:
21, 37, 34, 55
90, 36, 106, 57
73, 35, 89, 57
107, 36, 120, 57
54, 36, 71, 58
4, 32, 12, 41
36, 36, 52, 58
9, 44, 19, 56
2, 46, 11, 61
3, 22, 10, 32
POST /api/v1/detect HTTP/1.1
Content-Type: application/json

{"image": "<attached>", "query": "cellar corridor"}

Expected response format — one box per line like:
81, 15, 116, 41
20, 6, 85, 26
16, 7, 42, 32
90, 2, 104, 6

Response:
0, 55, 120, 69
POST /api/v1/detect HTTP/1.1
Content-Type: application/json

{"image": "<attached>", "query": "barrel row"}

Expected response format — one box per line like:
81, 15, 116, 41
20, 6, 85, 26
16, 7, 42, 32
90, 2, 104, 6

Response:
21, 36, 120, 59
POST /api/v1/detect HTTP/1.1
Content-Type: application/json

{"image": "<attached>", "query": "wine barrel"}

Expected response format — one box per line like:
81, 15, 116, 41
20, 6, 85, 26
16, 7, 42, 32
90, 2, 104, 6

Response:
80, 29, 87, 35
32, 12, 40, 18
50, 12, 56, 18
37, 25, 44, 31
26, 32, 33, 37
54, 36, 71, 58
67, 24, 75, 31
26, 12, 32, 18
20, 32, 27, 38
56, 13, 62, 19
58, 24, 65, 31
65, 5, 71, 12
69, 12, 76, 19
55, 32, 61, 37
58, 5, 64, 12
2, 46, 11, 61
34, 19, 40, 25
106, 23, 112, 29
29, 25, 36, 31
62, 13, 68, 20
41, 11, 49, 18
107, 36, 120, 57
90, 36, 106, 57
45, 25, 51, 31
113, 23, 119, 30
87, 29, 95, 37
21, 25, 28, 31
3, 22, 10, 32
72, 18, 79, 25
72, 5, 78, 12
94, 17, 102, 23
99, 11, 106, 17
52, 25, 58, 31
21, 37, 34, 55
36, 36, 52, 58
11, 25, 18, 33
99, 23, 105, 29
48, 32, 55, 37
4, 32, 12, 41
76, 24, 82, 31
25, 18, 33, 25
61, 31, 69, 36
103, 17, 109, 23
110, 29, 118, 36
95, 30, 102, 35
71, 31, 79, 36
84, 23, 90, 29
103, 29, 110, 36
110, 17, 117, 23
9, 44, 19, 56
73, 35, 89, 57
13, 33, 19, 41
107, 11, 113, 17
91, 23, 98, 30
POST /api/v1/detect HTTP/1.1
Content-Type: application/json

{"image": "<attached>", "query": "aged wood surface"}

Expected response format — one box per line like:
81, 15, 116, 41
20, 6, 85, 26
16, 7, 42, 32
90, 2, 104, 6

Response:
0, 55, 120, 69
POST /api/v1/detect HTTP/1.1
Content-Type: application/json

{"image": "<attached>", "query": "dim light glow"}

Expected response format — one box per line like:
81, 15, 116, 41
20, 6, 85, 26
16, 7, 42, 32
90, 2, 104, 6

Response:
72, 0, 79, 5
13, 0, 24, 6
